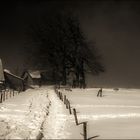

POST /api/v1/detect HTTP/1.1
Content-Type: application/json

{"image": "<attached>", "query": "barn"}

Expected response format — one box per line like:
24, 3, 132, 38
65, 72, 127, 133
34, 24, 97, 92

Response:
21, 70, 42, 87
4, 69, 25, 91
0, 58, 25, 91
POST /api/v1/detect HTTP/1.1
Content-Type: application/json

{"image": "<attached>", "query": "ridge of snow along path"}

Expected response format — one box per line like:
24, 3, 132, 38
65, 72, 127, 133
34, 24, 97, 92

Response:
42, 88, 82, 139
0, 87, 50, 139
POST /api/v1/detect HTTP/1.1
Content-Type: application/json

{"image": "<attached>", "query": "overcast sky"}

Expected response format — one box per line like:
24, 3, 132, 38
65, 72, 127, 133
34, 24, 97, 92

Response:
0, 0, 140, 88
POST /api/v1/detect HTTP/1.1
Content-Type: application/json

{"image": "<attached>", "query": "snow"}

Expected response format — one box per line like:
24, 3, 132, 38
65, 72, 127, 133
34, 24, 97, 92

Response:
28, 70, 41, 79
3, 69, 11, 74
59, 88, 140, 139
1, 86, 140, 139
42, 89, 83, 139
0, 87, 50, 139
4, 69, 23, 80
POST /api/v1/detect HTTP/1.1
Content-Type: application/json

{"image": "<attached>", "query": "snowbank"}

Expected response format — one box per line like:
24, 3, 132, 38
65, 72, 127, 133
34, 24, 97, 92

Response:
59, 88, 140, 139
0, 87, 50, 139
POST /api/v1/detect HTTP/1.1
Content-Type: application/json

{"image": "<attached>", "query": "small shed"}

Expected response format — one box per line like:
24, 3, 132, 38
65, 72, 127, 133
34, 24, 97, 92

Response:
4, 69, 25, 91
21, 70, 42, 86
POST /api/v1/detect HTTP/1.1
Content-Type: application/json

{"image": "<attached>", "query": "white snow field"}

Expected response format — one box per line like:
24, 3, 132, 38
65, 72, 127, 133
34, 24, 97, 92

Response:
0, 86, 140, 139
0, 87, 50, 139
59, 88, 140, 139
42, 88, 83, 139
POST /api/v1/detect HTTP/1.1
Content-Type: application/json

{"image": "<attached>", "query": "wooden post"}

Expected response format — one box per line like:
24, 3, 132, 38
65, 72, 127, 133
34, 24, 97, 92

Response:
83, 122, 87, 140
6, 91, 8, 99
64, 95, 66, 104
73, 108, 79, 125
57, 90, 59, 97
8, 90, 10, 98
3, 90, 5, 101
0, 91, 2, 103
10, 90, 11, 98
55, 89, 57, 95
59, 92, 61, 99
18, 89, 20, 94
13, 90, 14, 96
60, 92, 62, 100
66, 99, 69, 109
58, 92, 61, 99
61, 93, 63, 101
59, 92, 61, 100
68, 100, 72, 114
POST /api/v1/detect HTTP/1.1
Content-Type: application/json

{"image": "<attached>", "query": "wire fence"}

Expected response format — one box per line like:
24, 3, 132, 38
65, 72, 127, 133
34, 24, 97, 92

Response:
0, 88, 21, 103
54, 86, 99, 140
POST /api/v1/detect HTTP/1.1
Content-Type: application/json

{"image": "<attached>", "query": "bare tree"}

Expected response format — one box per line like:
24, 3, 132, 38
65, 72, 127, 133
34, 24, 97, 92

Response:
24, 12, 105, 86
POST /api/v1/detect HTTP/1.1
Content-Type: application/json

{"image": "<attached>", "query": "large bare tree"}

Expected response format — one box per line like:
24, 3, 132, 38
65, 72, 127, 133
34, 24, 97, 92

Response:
25, 12, 105, 87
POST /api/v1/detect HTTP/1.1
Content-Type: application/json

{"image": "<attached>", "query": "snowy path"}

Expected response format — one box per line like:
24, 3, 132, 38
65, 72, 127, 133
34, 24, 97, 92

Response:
42, 88, 83, 139
0, 87, 50, 139
2, 86, 140, 139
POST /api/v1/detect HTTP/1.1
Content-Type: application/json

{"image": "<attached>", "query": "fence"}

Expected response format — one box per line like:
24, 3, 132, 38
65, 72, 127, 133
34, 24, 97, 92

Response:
55, 86, 99, 140
0, 88, 21, 103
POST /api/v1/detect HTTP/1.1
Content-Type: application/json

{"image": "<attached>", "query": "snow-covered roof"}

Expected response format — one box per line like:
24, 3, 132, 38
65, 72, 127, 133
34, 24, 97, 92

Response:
4, 69, 24, 80
28, 70, 41, 79
4, 69, 11, 74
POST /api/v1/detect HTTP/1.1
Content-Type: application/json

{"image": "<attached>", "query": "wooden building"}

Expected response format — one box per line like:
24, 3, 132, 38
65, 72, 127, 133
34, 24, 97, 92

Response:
21, 70, 42, 86
4, 69, 25, 91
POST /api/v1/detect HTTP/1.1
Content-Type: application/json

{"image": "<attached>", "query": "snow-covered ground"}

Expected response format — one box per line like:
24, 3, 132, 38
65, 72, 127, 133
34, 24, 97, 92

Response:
59, 88, 140, 139
1, 86, 140, 139
0, 87, 50, 139
42, 88, 83, 139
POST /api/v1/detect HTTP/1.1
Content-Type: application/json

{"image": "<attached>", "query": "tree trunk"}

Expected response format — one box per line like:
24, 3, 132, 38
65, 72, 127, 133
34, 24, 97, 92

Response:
81, 60, 86, 88
62, 65, 67, 85
79, 59, 86, 88
52, 68, 56, 84
62, 46, 67, 85
76, 72, 79, 87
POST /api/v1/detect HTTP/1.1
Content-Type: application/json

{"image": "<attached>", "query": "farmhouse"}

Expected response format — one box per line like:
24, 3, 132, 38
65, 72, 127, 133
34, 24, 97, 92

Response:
21, 70, 42, 86
3, 69, 25, 91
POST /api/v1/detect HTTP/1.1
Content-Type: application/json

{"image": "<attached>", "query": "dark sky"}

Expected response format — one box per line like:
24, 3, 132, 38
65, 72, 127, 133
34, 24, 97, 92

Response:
0, 0, 140, 88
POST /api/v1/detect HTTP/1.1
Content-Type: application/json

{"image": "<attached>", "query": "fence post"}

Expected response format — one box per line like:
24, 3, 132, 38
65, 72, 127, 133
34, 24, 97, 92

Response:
56, 90, 58, 96
83, 122, 87, 140
13, 90, 14, 96
68, 100, 72, 114
10, 90, 11, 98
73, 108, 79, 125
66, 99, 69, 109
60, 92, 63, 101
58, 92, 61, 99
3, 90, 5, 101
61, 93, 63, 101
6, 90, 8, 99
0, 91, 2, 103
59, 92, 61, 99
18, 89, 20, 94
64, 95, 66, 104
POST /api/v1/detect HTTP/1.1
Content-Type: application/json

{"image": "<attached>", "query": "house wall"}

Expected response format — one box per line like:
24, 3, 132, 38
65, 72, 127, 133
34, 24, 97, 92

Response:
32, 78, 40, 86
4, 72, 25, 91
